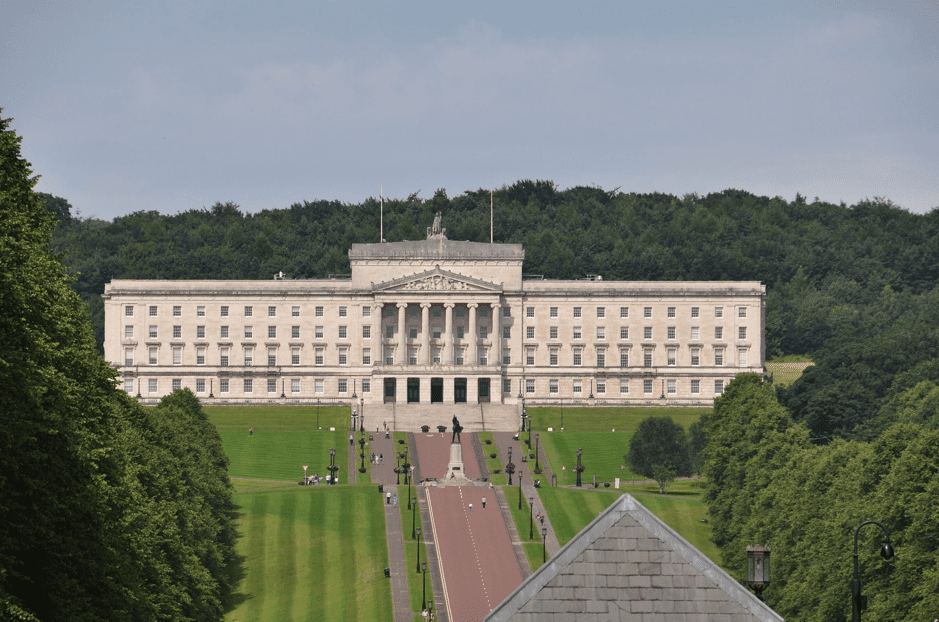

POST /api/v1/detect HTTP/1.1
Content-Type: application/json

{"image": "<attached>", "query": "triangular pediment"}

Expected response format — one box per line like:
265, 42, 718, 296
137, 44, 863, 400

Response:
373, 267, 501, 293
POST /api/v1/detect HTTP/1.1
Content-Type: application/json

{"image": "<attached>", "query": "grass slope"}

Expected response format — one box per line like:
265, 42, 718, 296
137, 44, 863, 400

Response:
226, 486, 392, 622
399, 493, 436, 621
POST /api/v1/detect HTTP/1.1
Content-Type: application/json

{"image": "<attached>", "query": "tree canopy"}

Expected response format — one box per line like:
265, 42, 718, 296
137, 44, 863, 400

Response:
626, 416, 692, 493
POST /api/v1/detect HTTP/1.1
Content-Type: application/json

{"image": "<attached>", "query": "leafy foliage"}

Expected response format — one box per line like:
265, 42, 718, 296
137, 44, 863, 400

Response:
626, 416, 692, 493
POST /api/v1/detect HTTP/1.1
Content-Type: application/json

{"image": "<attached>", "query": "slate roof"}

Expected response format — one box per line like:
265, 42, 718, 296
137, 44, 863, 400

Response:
484, 494, 784, 622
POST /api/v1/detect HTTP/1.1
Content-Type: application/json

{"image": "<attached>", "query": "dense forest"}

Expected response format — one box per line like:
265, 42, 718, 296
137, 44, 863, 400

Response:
2, 113, 235, 621
45, 181, 939, 442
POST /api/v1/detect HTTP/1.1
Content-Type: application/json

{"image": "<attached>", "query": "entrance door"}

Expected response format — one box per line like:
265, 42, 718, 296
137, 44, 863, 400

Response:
478, 378, 490, 403
431, 378, 443, 403
407, 378, 420, 403
454, 378, 467, 403
384, 378, 396, 403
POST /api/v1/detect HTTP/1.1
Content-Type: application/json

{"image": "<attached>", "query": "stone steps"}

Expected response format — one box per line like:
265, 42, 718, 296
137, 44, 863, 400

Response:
362, 403, 520, 432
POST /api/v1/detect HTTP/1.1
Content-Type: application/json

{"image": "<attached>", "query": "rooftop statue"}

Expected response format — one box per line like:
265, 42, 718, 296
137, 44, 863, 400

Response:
427, 212, 446, 239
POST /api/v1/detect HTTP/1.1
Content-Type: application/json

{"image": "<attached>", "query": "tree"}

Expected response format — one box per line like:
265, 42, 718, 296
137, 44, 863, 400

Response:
626, 416, 692, 493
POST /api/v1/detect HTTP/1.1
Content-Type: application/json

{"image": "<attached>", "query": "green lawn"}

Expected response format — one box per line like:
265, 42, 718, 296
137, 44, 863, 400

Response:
528, 406, 706, 433
226, 486, 392, 622
478, 432, 507, 485
536, 487, 621, 547
631, 495, 721, 565
538, 431, 638, 486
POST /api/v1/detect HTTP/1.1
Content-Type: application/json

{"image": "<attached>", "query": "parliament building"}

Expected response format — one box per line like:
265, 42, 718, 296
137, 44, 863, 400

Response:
104, 224, 765, 408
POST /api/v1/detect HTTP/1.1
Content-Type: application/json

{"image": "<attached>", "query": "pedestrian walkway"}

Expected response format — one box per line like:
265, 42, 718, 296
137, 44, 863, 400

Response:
382, 484, 413, 622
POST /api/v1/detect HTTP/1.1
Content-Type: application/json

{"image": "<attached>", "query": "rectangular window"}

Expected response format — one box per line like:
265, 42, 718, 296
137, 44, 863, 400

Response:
502, 326, 510, 339
739, 306, 747, 318
620, 326, 629, 340
526, 326, 535, 339
644, 379, 653, 394
244, 306, 252, 317
292, 348, 300, 365
316, 326, 324, 339
338, 348, 347, 365
738, 327, 747, 340
149, 325, 157, 338
173, 347, 181, 365
315, 379, 324, 394
667, 307, 676, 318
691, 379, 700, 394
315, 348, 324, 365
362, 325, 371, 339
267, 379, 277, 393
549, 379, 559, 394
478, 350, 487, 365
738, 349, 748, 366
597, 326, 605, 340
268, 326, 277, 339
362, 348, 371, 365
291, 379, 300, 393
667, 379, 676, 395
667, 326, 676, 340
456, 348, 464, 365
526, 349, 535, 365
292, 306, 300, 317
149, 305, 158, 317
597, 351, 605, 367
597, 307, 605, 318
244, 379, 253, 393
385, 348, 394, 365
597, 380, 606, 394
573, 326, 582, 340
691, 348, 700, 366
667, 348, 676, 366
573, 380, 582, 394
244, 347, 253, 366
196, 379, 205, 393
149, 347, 157, 365
550, 307, 558, 318
550, 326, 558, 340
644, 307, 652, 318
149, 378, 158, 393
620, 306, 629, 318
292, 325, 300, 339
715, 379, 724, 394
172, 379, 181, 391
339, 326, 347, 339
503, 378, 512, 394
197, 306, 205, 317
643, 349, 652, 367
173, 325, 181, 339
197, 348, 205, 365
691, 327, 700, 340
456, 326, 464, 339
620, 351, 629, 368
220, 347, 229, 367
385, 325, 393, 339
409, 349, 418, 365
550, 349, 559, 366
573, 307, 582, 318
715, 349, 724, 366
124, 348, 133, 366
339, 306, 347, 317
502, 306, 511, 318
173, 305, 181, 317
715, 326, 723, 340
573, 349, 582, 366
125, 325, 134, 339
268, 306, 276, 317
267, 348, 276, 366
197, 326, 205, 339
315, 306, 324, 317
502, 349, 511, 365
643, 327, 652, 340
526, 379, 535, 394
221, 326, 229, 339
220, 378, 229, 393
125, 305, 134, 317
220, 305, 228, 317
479, 326, 488, 339
362, 305, 371, 317
362, 379, 371, 393
620, 379, 629, 394
244, 326, 253, 339
526, 307, 534, 318
409, 327, 418, 339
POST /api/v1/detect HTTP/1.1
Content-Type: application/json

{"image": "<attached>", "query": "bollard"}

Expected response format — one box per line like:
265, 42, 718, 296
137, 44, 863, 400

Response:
379, 484, 384, 493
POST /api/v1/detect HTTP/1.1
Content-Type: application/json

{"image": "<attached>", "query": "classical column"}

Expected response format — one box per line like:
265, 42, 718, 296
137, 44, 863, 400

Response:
444, 303, 454, 364
373, 303, 383, 366
491, 303, 501, 366
467, 303, 478, 366
421, 303, 431, 365
397, 303, 408, 365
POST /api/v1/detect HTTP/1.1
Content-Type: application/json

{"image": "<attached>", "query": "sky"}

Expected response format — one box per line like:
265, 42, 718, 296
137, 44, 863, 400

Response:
2, 0, 937, 221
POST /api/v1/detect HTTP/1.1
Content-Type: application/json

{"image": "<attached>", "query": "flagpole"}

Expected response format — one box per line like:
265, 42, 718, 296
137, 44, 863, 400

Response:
490, 189, 493, 243
380, 184, 384, 243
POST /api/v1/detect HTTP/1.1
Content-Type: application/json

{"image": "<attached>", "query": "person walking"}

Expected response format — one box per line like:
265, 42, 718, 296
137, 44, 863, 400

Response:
393, 495, 398, 508
469, 503, 473, 511
249, 427, 253, 437
482, 497, 487, 509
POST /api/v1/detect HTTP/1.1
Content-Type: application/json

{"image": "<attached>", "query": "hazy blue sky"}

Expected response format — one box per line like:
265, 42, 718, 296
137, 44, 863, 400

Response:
2, 0, 937, 220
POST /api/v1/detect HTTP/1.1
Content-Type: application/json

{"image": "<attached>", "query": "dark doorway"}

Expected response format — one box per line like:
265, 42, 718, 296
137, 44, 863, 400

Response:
431, 378, 443, 403
407, 378, 420, 403
384, 378, 396, 403
478, 378, 490, 403
454, 378, 467, 403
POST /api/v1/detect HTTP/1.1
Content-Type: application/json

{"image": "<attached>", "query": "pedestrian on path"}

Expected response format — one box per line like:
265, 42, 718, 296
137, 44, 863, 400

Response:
248, 427, 253, 437
469, 503, 473, 511
350, 434, 354, 446
482, 497, 487, 509
379, 453, 383, 464
393, 495, 398, 508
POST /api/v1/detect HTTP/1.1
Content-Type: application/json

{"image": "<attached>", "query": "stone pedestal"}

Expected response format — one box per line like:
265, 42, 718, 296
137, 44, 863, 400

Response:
446, 442, 466, 480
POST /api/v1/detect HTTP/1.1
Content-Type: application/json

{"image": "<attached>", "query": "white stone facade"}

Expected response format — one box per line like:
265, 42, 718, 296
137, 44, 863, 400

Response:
103, 236, 765, 407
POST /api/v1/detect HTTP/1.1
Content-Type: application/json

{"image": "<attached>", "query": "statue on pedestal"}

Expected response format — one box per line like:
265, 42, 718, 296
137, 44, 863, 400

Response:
451, 415, 463, 444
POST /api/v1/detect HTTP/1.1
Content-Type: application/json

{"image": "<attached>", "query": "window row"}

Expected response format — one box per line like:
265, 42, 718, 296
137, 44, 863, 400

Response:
125, 304, 373, 318
126, 377, 372, 395
527, 326, 748, 341
522, 378, 726, 395
522, 306, 747, 319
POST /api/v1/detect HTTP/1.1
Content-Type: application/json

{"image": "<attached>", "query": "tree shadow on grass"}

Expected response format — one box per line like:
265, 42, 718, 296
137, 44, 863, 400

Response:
223, 507, 252, 613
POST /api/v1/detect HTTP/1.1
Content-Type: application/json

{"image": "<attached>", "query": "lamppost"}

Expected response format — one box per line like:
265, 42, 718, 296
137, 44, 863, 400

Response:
575, 448, 583, 488
411, 495, 418, 540
746, 544, 771, 602
518, 470, 524, 510
542, 526, 548, 564
395, 452, 402, 485
421, 561, 428, 611
360, 397, 364, 433
415, 526, 422, 573
852, 520, 895, 621
506, 447, 515, 485
359, 428, 367, 474
317, 398, 320, 429
534, 433, 541, 473
405, 447, 412, 510
327, 447, 338, 485
529, 496, 534, 540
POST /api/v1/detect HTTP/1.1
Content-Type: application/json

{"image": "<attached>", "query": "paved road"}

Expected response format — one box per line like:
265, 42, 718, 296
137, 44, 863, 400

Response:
426, 486, 523, 622
413, 433, 482, 480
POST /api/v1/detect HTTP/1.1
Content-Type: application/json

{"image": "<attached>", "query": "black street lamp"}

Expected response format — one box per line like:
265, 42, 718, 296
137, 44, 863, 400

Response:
406, 451, 413, 510
506, 447, 515, 486
529, 495, 534, 540
746, 544, 771, 602
534, 433, 541, 473
411, 495, 418, 540
575, 448, 583, 488
852, 520, 895, 621
421, 561, 427, 611
317, 398, 320, 430
396, 452, 403, 485
359, 428, 367, 474
518, 470, 524, 510
542, 526, 548, 564
327, 447, 338, 485
416, 526, 422, 573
